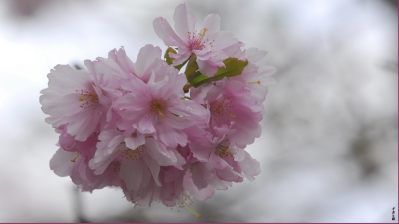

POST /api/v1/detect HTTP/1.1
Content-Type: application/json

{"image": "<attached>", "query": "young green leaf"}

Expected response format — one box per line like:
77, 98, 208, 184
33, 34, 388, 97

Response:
188, 58, 248, 87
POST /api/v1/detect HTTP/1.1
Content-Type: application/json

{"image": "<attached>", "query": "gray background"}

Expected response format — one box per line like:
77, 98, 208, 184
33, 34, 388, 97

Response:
0, 0, 397, 222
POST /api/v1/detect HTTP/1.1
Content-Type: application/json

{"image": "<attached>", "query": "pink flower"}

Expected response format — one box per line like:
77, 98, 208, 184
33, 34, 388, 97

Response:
116, 68, 208, 148
103, 45, 170, 84
189, 125, 261, 188
89, 127, 186, 175
230, 48, 277, 105
41, 2, 276, 212
40, 65, 103, 141
50, 130, 122, 192
153, 3, 241, 77
191, 78, 263, 146
88, 125, 186, 205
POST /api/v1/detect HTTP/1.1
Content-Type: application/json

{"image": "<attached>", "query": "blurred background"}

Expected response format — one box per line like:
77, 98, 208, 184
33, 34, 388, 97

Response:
0, 0, 397, 222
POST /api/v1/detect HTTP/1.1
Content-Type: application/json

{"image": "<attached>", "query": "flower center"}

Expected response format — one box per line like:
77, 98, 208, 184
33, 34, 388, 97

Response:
122, 146, 143, 161
76, 89, 99, 110
111, 161, 121, 172
150, 99, 167, 119
210, 96, 237, 125
215, 140, 234, 158
188, 28, 213, 50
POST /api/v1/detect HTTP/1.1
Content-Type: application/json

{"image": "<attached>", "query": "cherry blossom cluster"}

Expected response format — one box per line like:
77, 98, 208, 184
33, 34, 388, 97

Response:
40, 3, 275, 217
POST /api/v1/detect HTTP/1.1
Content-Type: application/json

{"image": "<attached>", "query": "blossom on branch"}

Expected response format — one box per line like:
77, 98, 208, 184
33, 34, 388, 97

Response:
40, 2, 275, 218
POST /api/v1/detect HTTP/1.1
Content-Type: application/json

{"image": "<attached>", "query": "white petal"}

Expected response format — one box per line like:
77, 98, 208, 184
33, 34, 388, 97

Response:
120, 158, 142, 192
153, 17, 186, 46
50, 148, 79, 177
173, 3, 189, 42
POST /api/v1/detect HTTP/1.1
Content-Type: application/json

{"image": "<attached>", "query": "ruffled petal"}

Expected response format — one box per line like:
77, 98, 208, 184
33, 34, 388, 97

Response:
202, 13, 221, 35
136, 45, 162, 78
50, 148, 79, 177
153, 17, 186, 46
173, 3, 189, 42
238, 150, 260, 181
120, 158, 142, 192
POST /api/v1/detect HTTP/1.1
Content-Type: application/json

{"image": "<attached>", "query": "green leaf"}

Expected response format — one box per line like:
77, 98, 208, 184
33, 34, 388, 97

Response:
188, 58, 248, 87
214, 58, 248, 78
189, 72, 210, 87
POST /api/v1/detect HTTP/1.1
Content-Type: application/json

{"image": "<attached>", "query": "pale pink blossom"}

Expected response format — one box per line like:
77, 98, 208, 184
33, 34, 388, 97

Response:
50, 130, 122, 192
40, 65, 103, 141
116, 70, 208, 148
191, 78, 263, 145
230, 48, 277, 104
153, 3, 241, 77
189, 125, 261, 188
41, 3, 275, 213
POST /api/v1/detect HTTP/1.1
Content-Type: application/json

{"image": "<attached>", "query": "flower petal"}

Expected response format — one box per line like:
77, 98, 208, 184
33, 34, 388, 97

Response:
136, 45, 162, 79
202, 13, 221, 34
50, 148, 78, 177
153, 17, 186, 46
120, 158, 142, 192
173, 3, 189, 42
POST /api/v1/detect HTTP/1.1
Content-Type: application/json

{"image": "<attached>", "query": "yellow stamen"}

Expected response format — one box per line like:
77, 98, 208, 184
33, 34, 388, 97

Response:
216, 144, 234, 158
224, 111, 237, 119
156, 107, 166, 119
183, 202, 201, 219
79, 95, 95, 101
248, 80, 261, 84
71, 153, 81, 162
198, 28, 208, 44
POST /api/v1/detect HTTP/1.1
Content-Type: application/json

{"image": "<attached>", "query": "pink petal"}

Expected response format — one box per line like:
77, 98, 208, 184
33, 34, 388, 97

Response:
202, 13, 221, 34
191, 166, 208, 190
207, 176, 231, 190
90, 149, 121, 175
211, 31, 239, 51
187, 12, 196, 32
153, 17, 186, 46
143, 154, 161, 186
143, 139, 176, 166
68, 110, 100, 141
110, 47, 137, 75
156, 121, 187, 148
50, 148, 78, 177
238, 150, 260, 181
47, 65, 91, 93
136, 45, 162, 78
42, 93, 82, 115
190, 142, 213, 162
197, 59, 220, 77
173, 3, 189, 42
125, 134, 145, 151
244, 48, 267, 63
120, 158, 142, 192
137, 115, 156, 134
